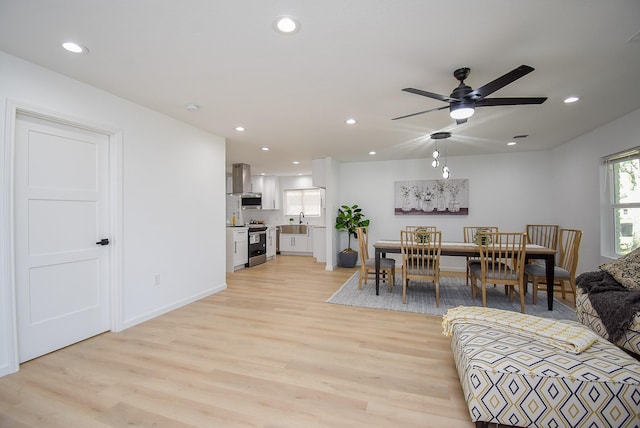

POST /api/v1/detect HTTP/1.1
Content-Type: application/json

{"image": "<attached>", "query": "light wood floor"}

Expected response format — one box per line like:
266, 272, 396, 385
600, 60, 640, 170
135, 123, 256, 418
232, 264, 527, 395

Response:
0, 256, 576, 428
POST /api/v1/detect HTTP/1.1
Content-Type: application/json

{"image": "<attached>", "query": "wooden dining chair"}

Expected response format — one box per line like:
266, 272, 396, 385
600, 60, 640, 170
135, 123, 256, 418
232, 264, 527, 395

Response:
400, 230, 442, 306
463, 226, 498, 286
525, 228, 582, 304
356, 227, 396, 292
469, 232, 527, 313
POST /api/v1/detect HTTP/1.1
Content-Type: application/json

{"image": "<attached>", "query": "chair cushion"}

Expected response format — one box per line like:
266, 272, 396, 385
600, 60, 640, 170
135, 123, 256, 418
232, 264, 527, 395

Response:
600, 247, 640, 290
469, 263, 519, 281
406, 266, 436, 276
524, 263, 570, 280
364, 257, 395, 269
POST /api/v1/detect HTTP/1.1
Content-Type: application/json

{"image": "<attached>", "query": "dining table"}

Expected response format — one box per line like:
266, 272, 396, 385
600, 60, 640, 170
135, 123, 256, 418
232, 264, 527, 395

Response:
373, 240, 558, 310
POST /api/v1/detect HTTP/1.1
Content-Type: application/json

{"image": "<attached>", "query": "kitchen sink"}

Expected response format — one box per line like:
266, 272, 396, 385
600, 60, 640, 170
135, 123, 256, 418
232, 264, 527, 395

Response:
280, 224, 308, 234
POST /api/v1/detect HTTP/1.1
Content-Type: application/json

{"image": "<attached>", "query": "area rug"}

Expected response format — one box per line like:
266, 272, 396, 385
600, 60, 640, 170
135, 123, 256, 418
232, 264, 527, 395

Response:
327, 272, 577, 321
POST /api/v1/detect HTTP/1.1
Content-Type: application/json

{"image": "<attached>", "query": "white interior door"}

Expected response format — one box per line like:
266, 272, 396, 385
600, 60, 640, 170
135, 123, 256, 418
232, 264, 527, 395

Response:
15, 113, 110, 363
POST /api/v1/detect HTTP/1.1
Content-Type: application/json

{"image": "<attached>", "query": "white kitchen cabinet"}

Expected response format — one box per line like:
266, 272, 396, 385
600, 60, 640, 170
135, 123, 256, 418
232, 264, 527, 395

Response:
251, 175, 264, 194
266, 226, 276, 259
262, 175, 280, 209
249, 175, 279, 210
280, 232, 312, 255
226, 227, 248, 272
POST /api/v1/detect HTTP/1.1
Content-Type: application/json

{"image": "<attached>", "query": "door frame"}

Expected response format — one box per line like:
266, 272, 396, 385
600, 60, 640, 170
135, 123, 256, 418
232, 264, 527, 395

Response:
1, 100, 123, 375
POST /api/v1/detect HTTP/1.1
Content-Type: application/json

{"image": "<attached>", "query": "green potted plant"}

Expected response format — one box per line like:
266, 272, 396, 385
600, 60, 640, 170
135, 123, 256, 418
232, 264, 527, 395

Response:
335, 204, 370, 267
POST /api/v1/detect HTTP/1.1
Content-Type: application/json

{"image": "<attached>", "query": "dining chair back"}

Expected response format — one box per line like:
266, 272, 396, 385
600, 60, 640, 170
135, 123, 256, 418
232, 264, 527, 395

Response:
356, 227, 396, 291
526, 228, 582, 304
463, 226, 499, 286
400, 229, 442, 306
469, 232, 527, 313
526, 224, 559, 250
406, 225, 438, 233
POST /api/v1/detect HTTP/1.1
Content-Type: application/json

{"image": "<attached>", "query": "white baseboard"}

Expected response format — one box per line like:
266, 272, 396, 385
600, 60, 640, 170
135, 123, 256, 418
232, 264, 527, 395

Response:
122, 283, 227, 330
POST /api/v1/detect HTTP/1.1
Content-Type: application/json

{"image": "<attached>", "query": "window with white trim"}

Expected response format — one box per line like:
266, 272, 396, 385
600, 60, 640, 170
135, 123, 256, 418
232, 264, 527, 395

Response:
283, 188, 322, 217
604, 148, 640, 256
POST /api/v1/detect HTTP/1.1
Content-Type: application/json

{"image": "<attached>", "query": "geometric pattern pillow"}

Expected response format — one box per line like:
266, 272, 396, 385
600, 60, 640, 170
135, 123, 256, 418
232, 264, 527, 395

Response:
600, 246, 640, 290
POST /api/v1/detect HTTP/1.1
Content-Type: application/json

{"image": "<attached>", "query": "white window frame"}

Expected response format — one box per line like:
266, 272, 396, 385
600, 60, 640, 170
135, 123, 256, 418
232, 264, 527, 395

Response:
602, 147, 640, 258
283, 188, 322, 217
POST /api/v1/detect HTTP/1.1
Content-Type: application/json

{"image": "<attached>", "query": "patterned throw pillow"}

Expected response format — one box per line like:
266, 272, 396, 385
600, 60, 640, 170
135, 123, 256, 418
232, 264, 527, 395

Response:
600, 247, 640, 290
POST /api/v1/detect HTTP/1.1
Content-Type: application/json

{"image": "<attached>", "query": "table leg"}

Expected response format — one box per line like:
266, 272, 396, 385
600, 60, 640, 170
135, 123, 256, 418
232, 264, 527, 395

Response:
545, 254, 554, 310
375, 248, 381, 295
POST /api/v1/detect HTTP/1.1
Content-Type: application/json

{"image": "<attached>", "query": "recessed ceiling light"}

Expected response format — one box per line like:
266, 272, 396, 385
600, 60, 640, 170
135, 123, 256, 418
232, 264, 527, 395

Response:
273, 16, 300, 34
261, 147, 270, 151
62, 41, 88, 54
369, 151, 376, 155
234, 126, 245, 132
345, 118, 357, 125
185, 103, 199, 111
292, 161, 300, 164
564, 96, 580, 103
507, 141, 517, 146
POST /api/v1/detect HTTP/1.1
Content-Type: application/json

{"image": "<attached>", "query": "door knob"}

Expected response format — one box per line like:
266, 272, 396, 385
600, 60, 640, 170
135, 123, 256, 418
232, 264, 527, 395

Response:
96, 238, 110, 246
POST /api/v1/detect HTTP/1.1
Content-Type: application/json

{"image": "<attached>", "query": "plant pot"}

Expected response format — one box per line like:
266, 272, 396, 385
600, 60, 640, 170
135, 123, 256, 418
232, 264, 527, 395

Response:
338, 251, 358, 268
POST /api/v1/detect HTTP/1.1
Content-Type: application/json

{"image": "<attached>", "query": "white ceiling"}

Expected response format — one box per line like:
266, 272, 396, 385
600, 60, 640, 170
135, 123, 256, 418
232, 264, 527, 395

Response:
1, 0, 640, 176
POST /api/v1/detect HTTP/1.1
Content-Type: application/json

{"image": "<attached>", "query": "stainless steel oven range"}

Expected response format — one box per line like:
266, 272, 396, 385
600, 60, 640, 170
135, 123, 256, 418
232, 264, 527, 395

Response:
247, 226, 267, 267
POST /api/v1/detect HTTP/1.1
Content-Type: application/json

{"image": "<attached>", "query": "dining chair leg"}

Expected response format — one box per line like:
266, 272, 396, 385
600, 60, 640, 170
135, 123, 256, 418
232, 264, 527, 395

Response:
481, 282, 487, 307
569, 280, 577, 304
402, 279, 408, 304
471, 275, 478, 300
435, 279, 440, 308
518, 284, 526, 313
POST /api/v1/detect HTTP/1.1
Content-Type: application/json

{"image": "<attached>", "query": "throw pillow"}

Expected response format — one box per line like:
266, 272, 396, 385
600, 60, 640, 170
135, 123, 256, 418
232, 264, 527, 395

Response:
600, 247, 640, 290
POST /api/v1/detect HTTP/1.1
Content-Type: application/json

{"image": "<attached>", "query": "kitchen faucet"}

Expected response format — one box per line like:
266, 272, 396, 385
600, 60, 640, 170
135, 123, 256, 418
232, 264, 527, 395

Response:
299, 212, 305, 224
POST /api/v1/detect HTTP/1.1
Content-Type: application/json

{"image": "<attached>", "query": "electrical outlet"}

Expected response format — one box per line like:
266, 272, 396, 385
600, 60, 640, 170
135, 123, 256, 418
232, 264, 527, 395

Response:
154, 274, 161, 286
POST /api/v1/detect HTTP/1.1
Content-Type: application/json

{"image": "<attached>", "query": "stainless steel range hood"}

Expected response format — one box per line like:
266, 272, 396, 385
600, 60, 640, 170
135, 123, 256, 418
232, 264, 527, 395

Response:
232, 163, 253, 194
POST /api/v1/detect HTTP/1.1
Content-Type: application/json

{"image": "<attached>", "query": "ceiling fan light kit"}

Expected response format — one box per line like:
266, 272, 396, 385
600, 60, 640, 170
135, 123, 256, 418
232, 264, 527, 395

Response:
449, 102, 475, 120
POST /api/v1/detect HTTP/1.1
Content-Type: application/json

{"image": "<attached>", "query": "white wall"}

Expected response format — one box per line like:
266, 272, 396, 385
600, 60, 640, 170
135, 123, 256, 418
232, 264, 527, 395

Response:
0, 52, 227, 376
337, 150, 554, 270
551, 107, 640, 272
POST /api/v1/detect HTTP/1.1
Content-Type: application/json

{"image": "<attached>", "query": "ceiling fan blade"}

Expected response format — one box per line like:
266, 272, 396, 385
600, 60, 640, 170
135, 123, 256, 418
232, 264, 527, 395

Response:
391, 105, 449, 121
402, 88, 459, 103
476, 97, 547, 106
466, 65, 535, 100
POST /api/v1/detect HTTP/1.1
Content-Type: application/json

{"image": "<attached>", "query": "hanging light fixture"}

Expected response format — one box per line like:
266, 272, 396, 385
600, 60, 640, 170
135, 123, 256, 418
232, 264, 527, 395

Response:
430, 132, 451, 176
432, 144, 440, 168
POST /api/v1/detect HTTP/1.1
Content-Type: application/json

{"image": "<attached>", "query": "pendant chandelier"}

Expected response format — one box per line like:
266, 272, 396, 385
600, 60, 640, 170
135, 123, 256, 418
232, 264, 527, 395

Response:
430, 132, 451, 178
